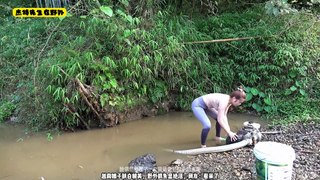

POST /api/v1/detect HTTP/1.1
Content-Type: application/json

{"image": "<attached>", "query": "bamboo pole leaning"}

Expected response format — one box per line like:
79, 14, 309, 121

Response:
182, 36, 262, 44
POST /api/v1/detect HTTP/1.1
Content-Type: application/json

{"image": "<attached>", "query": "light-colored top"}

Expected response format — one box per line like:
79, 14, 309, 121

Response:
202, 93, 230, 111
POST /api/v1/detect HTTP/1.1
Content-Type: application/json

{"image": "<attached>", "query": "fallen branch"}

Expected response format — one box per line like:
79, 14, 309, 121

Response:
75, 78, 106, 127
64, 103, 90, 130
56, 66, 109, 128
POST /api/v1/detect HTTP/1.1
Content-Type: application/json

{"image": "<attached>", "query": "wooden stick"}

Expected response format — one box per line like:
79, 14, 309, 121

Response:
260, 131, 283, 134
297, 150, 317, 154
182, 36, 262, 44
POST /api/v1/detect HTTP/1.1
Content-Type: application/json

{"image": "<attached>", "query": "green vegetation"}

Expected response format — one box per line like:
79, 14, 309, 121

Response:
0, 0, 319, 131
46, 132, 54, 141
0, 101, 16, 122
194, 7, 320, 124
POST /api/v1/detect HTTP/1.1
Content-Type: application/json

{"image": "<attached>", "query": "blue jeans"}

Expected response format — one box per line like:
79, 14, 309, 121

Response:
191, 97, 221, 145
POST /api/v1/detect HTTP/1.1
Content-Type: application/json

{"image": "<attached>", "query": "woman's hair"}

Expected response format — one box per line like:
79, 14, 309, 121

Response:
230, 86, 246, 100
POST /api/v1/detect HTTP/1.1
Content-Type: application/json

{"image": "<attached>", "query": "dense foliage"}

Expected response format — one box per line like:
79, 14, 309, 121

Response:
0, 0, 319, 131
194, 9, 320, 123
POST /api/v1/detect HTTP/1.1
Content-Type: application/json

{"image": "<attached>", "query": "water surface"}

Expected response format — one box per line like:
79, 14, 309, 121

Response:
0, 112, 261, 180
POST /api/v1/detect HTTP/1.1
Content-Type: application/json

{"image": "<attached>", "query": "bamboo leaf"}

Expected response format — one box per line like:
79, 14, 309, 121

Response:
126, 15, 133, 24
264, 106, 272, 113
299, 89, 306, 96
259, 92, 266, 98
285, 89, 292, 96
244, 86, 251, 93
100, 94, 109, 108
110, 79, 118, 88
133, 81, 139, 89
264, 98, 272, 106
252, 103, 263, 112
290, 86, 297, 91
100, 6, 113, 17
251, 88, 259, 96
124, 29, 131, 38
246, 93, 253, 101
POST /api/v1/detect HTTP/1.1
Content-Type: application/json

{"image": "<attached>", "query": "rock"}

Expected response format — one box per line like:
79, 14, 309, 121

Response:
170, 159, 183, 166
296, 174, 305, 179
164, 122, 320, 180
241, 166, 252, 172
233, 170, 241, 176
128, 153, 157, 173
309, 172, 319, 179
300, 160, 307, 165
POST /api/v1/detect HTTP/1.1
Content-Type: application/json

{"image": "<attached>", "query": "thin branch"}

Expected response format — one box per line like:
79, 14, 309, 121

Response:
64, 103, 91, 130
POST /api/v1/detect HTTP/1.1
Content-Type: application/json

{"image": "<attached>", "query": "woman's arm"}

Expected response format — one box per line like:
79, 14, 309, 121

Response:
216, 106, 232, 134
216, 105, 238, 141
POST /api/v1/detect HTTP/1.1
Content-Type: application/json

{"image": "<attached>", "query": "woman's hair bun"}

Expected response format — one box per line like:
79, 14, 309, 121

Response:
237, 86, 244, 92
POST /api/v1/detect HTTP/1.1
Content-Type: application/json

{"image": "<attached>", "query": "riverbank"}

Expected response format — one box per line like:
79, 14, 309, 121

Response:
167, 121, 320, 180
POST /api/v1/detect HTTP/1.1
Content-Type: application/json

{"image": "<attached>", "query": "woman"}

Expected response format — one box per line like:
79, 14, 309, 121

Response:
191, 86, 246, 148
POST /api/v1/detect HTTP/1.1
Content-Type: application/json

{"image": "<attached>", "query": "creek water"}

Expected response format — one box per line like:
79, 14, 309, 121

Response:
0, 112, 262, 180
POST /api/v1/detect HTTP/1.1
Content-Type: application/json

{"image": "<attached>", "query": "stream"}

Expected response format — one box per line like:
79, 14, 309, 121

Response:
0, 112, 262, 180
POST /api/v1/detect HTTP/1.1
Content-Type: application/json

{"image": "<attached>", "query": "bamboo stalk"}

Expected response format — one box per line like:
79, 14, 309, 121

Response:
183, 36, 262, 44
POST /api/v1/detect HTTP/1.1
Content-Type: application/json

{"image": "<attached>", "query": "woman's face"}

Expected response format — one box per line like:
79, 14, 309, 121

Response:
231, 97, 245, 107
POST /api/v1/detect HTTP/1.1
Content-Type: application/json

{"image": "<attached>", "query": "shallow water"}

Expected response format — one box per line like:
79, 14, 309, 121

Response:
0, 112, 262, 180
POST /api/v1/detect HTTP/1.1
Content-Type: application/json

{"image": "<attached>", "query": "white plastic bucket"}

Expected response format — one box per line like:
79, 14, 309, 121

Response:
253, 141, 295, 180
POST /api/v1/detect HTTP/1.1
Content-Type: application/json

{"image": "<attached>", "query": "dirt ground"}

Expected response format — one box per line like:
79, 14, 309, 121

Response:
166, 121, 320, 180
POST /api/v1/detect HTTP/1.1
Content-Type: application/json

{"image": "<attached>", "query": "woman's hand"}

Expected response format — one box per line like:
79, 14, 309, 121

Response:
228, 132, 238, 142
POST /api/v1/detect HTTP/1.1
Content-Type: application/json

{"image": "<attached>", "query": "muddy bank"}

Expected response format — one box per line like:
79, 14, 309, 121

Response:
166, 121, 320, 180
